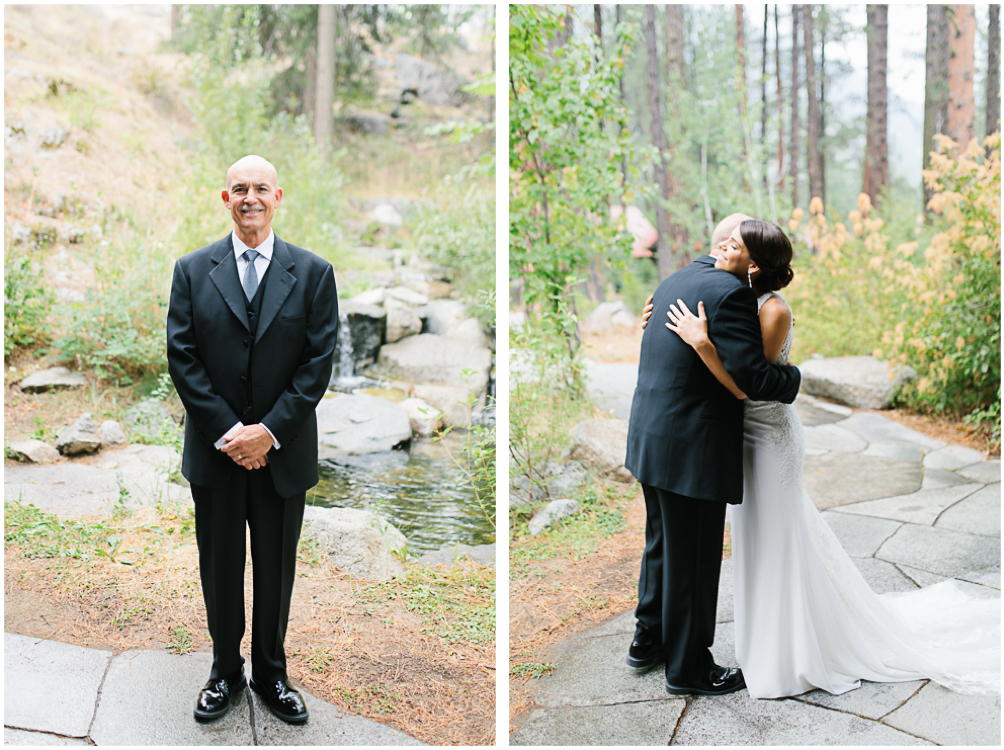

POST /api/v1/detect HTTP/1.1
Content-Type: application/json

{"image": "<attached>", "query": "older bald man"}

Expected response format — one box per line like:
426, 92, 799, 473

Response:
167, 155, 338, 724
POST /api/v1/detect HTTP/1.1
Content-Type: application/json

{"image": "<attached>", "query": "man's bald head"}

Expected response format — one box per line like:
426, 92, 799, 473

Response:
225, 155, 279, 191
711, 213, 755, 247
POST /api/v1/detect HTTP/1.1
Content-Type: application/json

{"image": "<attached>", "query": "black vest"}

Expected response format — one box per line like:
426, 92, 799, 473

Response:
242, 261, 271, 423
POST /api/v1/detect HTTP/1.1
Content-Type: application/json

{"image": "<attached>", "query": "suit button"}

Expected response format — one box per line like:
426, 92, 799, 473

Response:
243, 339, 249, 347
240, 375, 248, 384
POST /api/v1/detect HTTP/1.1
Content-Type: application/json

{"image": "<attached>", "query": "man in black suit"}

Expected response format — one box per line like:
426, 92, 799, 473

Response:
624, 214, 801, 696
167, 155, 338, 724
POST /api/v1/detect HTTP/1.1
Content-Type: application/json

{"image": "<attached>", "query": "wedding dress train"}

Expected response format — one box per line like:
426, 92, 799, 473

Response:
730, 293, 1000, 699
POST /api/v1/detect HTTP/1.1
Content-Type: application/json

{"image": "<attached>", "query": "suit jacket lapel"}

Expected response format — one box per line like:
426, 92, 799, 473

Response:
255, 234, 295, 344
208, 235, 250, 331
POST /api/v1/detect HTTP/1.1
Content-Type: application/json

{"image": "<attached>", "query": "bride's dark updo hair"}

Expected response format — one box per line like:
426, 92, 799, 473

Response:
739, 219, 795, 292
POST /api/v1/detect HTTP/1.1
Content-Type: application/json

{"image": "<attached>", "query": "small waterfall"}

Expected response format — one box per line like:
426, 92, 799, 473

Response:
334, 309, 355, 378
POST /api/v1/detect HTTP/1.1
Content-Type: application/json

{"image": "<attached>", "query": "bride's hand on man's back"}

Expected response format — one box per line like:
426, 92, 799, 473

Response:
640, 294, 655, 329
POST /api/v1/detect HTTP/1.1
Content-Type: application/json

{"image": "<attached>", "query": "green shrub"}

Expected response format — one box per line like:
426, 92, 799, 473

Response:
4, 245, 54, 356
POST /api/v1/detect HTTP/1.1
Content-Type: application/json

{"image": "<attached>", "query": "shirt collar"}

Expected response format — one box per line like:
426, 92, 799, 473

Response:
232, 229, 274, 261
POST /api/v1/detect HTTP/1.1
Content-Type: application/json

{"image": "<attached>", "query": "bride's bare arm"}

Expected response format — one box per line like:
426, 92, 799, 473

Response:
666, 300, 747, 400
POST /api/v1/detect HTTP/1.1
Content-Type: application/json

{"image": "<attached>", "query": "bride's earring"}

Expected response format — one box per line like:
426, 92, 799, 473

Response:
747, 267, 753, 288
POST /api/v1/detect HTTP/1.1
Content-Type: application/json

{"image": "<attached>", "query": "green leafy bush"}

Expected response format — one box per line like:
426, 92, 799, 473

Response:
4, 245, 54, 356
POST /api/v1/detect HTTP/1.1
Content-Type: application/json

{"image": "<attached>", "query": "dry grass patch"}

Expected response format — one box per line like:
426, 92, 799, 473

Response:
4, 500, 495, 746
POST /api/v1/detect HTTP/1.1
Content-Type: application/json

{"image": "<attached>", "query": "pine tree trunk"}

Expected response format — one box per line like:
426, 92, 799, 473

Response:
986, 5, 1000, 140
923, 5, 950, 211
863, 5, 889, 204
946, 4, 976, 151
790, 5, 801, 209
776, 5, 784, 182
819, 18, 826, 201
616, 5, 629, 193
665, 4, 685, 86
736, 5, 748, 119
594, 4, 603, 39
314, 5, 336, 154
802, 5, 824, 206
646, 5, 676, 280
304, 40, 317, 119
761, 4, 768, 169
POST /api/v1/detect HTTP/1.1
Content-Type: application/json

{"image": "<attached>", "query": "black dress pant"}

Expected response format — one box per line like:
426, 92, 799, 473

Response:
192, 465, 305, 683
635, 484, 727, 683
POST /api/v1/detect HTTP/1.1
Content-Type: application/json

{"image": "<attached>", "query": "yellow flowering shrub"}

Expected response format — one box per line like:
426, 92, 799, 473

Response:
787, 132, 1000, 436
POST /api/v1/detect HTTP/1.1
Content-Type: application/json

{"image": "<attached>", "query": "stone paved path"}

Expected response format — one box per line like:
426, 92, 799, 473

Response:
3, 633, 423, 746
512, 389, 1001, 746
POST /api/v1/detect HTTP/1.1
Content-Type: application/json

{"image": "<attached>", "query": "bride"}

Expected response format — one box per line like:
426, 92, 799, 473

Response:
641, 218, 999, 699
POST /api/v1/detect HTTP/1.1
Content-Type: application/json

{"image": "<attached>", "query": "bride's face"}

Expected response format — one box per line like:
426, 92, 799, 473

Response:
714, 227, 752, 279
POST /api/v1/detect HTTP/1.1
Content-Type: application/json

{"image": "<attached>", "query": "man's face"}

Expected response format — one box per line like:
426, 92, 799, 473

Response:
714, 226, 752, 277
222, 162, 282, 239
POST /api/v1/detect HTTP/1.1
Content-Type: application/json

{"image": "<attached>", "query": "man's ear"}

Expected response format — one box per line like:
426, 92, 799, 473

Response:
222, 189, 231, 206
273, 187, 283, 207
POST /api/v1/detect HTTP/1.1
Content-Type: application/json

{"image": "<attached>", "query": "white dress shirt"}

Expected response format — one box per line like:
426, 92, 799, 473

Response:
214, 229, 281, 452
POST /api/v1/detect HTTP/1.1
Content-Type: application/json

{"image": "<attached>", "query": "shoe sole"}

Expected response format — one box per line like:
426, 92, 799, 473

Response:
250, 681, 310, 725
193, 680, 246, 722
665, 680, 746, 696
626, 654, 660, 669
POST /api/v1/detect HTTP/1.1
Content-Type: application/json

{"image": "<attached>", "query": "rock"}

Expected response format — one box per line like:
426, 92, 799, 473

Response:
510, 461, 589, 511
18, 367, 87, 393
510, 311, 527, 332
568, 418, 634, 483
798, 355, 917, 410
368, 203, 403, 227
5, 439, 60, 464
922, 444, 986, 470
349, 287, 387, 306
316, 394, 412, 456
424, 280, 454, 299
415, 542, 496, 569
346, 112, 391, 135
529, 498, 582, 535
336, 302, 387, 375
399, 397, 441, 438
301, 506, 407, 579
385, 286, 429, 306
419, 299, 467, 335
584, 301, 635, 333
412, 383, 473, 427
39, 125, 66, 150
55, 413, 102, 455
378, 333, 492, 394
395, 53, 467, 106
384, 297, 423, 343
98, 420, 127, 447
122, 399, 176, 443
452, 317, 490, 347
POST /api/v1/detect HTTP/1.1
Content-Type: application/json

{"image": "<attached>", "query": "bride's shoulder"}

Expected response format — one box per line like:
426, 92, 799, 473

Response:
758, 294, 792, 329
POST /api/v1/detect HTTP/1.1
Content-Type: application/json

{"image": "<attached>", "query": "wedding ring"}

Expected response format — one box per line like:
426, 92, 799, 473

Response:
238, 454, 242, 460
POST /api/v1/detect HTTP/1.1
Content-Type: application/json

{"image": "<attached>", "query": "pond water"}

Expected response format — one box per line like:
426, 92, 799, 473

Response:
308, 440, 495, 554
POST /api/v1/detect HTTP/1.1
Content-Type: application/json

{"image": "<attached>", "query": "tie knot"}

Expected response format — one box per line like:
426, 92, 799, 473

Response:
244, 248, 260, 264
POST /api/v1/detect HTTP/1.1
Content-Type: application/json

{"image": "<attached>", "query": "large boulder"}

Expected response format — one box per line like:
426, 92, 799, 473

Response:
337, 301, 387, 374
316, 393, 412, 457
399, 396, 441, 438
529, 498, 582, 535
385, 297, 423, 343
395, 53, 467, 106
18, 367, 87, 393
99, 420, 127, 447
6, 439, 60, 464
378, 333, 491, 394
349, 287, 387, 306
55, 413, 102, 455
385, 286, 429, 306
568, 418, 634, 483
799, 355, 917, 410
583, 301, 635, 333
301, 506, 407, 579
418, 300, 467, 335
123, 399, 178, 443
412, 383, 473, 428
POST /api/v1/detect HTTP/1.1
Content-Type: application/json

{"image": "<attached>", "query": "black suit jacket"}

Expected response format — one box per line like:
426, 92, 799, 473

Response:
624, 255, 801, 504
166, 233, 338, 497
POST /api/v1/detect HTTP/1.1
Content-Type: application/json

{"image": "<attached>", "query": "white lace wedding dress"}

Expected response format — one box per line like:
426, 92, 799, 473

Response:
730, 292, 1000, 699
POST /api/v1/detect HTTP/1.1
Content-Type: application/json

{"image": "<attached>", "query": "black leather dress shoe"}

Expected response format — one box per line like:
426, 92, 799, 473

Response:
194, 667, 246, 722
665, 665, 746, 696
250, 677, 310, 724
626, 632, 663, 669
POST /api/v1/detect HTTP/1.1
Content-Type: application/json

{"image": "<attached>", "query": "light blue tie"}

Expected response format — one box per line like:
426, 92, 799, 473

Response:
242, 249, 259, 301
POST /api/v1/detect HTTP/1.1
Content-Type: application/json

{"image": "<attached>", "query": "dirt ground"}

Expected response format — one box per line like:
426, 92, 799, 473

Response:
4, 502, 495, 745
